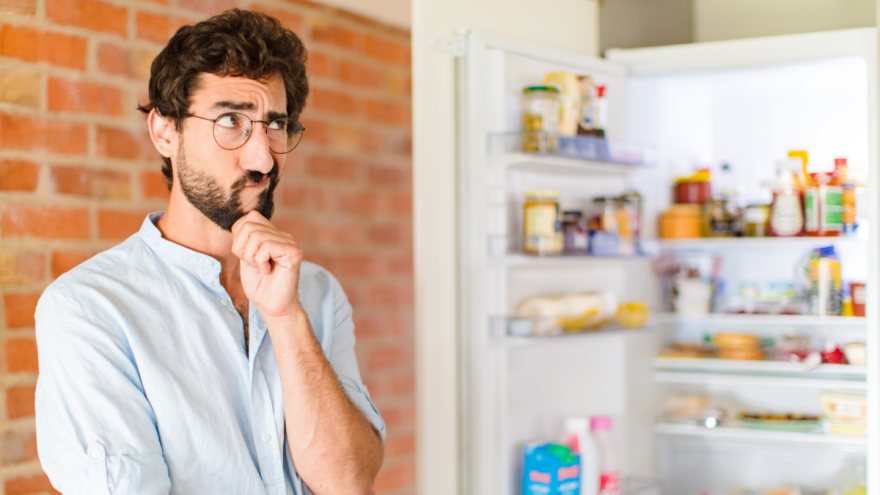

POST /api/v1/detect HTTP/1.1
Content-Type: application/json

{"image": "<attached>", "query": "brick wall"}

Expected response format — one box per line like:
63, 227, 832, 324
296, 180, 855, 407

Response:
0, 0, 414, 493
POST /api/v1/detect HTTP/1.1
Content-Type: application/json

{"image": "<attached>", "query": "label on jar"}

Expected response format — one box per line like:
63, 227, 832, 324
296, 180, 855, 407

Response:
524, 204, 561, 254
805, 189, 818, 232
822, 186, 843, 232
771, 192, 803, 236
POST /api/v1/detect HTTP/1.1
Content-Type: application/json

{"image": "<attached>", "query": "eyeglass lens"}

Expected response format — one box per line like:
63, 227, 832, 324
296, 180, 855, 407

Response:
212, 112, 303, 153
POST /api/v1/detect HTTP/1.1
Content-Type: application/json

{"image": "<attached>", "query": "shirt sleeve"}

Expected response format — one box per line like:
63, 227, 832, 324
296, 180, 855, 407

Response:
323, 276, 386, 442
35, 287, 172, 495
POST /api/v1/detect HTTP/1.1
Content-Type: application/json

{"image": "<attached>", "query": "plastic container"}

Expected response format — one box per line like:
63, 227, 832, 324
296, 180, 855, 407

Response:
805, 171, 842, 236
563, 211, 588, 253
523, 190, 563, 255
769, 159, 805, 237
591, 417, 620, 495
561, 417, 598, 495
659, 204, 701, 239
808, 246, 842, 316
743, 204, 770, 237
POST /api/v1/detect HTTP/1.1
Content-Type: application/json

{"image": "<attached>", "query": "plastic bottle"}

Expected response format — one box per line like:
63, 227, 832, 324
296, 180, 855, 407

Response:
837, 158, 858, 235
769, 159, 805, 237
806, 170, 843, 237
591, 417, 620, 495
561, 417, 598, 495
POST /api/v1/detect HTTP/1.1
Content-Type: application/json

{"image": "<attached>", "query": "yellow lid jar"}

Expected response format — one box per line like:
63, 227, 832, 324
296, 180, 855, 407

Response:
523, 190, 563, 255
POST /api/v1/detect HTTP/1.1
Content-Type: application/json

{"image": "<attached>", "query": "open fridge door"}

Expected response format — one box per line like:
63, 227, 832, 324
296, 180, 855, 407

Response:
454, 31, 663, 495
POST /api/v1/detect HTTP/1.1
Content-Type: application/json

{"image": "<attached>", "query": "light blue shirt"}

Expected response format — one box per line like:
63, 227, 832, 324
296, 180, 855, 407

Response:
35, 212, 384, 495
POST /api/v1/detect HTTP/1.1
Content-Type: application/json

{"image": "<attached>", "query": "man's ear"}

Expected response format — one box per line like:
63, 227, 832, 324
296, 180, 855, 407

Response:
147, 109, 176, 160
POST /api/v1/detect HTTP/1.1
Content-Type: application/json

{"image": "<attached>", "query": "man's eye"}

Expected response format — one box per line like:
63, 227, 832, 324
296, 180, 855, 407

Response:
216, 115, 238, 128
268, 120, 286, 131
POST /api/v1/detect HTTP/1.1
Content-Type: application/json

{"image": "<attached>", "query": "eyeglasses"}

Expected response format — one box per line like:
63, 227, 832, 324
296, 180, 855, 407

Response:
185, 112, 305, 154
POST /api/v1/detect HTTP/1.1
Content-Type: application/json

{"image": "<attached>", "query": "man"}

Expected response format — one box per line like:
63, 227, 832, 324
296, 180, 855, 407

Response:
34, 10, 384, 495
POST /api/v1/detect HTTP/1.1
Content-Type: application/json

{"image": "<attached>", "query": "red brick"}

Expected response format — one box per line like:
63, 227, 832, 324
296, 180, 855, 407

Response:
48, 77, 123, 116
381, 403, 415, 428
6, 337, 38, 373
311, 20, 357, 49
272, 217, 307, 239
0, 159, 39, 192
0, 114, 88, 155
96, 126, 157, 160
374, 463, 415, 493
51, 251, 91, 278
368, 285, 413, 307
0, 25, 88, 70
368, 224, 409, 245
367, 343, 409, 370
388, 193, 412, 215
281, 184, 333, 210
98, 209, 148, 240
251, 3, 302, 31
6, 385, 36, 419
307, 50, 333, 79
4, 474, 59, 495
51, 165, 130, 199
388, 254, 413, 275
1, 429, 38, 465
360, 130, 383, 153
178, 0, 234, 15
368, 164, 409, 186
4, 293, 40, 328
1, 0, 37, 15
310, 88, 359, 116
46, 0, 127, 36
308, 155, 358, 181
0, 251, 45, 285
338, 191, 382, 214
97, 42, 131, 76
387, 135, 412, 155
354, 314, 407, 339
335, 254, 382, 278
298, 117, 331, 145
136, 10, 171, 44
310, 221, 361, 244
360, 34, 409, 65
366, 100, 410, 126
339, 60, 382, 89
364, 374, 414, 400
1, 204, 89, 239
141, 170, 170, 199
385, 431, 416, 457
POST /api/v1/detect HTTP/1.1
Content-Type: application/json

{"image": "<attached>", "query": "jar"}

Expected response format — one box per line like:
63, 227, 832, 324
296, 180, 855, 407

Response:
562, 211, 588, 253
522, 86, 561, 153
659, 204, 701, 239
592, 196, 622, 234
743, 204, 770, 237
523, 190, 562, 255
675, 181, 712, 204
704, 197, 734, 237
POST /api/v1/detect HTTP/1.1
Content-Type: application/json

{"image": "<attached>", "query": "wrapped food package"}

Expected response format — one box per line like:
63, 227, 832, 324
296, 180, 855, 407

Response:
515, 291, 618, 336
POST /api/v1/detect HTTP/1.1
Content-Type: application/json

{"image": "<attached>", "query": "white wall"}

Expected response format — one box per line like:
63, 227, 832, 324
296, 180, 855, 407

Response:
411, 1, 599, 494
694, 0, 875, 42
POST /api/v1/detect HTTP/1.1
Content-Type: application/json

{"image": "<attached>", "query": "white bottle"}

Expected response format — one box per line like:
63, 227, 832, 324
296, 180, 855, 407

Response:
561, 417, 598, 495
591, 417, 620, 495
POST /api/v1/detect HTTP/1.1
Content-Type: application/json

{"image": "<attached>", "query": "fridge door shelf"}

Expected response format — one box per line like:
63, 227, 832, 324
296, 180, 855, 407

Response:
487, 133, 656, 176
655, 421, 867, 449
656, 312, 867, 327
653, 370, 866, 391
654, 357, 866, 378
490, 315, 653, 342
655, 236, 868, 251
488, 234, 650, 260
620, 475, 662, 495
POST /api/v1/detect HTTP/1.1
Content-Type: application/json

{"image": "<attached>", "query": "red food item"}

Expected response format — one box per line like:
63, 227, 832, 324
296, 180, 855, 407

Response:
821, 344, 847, 364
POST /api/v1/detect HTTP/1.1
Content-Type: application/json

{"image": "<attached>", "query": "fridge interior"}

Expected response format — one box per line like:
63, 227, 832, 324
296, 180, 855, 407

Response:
471, 30, 873, 495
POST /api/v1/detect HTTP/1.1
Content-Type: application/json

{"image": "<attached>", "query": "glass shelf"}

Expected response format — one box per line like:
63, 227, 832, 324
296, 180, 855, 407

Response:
489, 316, 653, 344
653, 236, 868, 250
655, 421, 867, 448
655, 312, 867, 327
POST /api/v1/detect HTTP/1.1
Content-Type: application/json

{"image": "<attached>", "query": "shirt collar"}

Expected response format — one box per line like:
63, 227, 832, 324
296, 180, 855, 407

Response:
139, 212, 223, 284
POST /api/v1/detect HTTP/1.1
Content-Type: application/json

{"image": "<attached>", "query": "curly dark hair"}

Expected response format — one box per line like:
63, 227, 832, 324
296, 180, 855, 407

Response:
138, 8, 309, 189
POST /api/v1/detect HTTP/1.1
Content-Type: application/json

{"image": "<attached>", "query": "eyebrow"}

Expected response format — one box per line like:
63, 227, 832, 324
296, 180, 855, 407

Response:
211, 101, 289, 121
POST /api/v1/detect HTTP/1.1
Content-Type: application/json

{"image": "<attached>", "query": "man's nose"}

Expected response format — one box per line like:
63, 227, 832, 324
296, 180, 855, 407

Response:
240, 124, 275, 175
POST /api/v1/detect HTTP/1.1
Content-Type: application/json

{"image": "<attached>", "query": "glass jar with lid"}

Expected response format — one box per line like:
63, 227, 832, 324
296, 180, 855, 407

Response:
523, 190, 562, 255
522, 86, 561, 153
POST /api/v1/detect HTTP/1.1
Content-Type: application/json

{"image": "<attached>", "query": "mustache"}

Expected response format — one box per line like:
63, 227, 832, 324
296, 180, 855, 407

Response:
231, 162, 280, 191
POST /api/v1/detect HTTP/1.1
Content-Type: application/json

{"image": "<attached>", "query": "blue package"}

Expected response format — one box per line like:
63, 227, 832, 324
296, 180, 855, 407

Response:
589, 230, 619, 256
522, 443, 580, 495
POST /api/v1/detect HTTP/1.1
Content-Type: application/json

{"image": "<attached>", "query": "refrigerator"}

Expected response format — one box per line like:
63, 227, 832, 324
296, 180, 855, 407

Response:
446, 27, 879, 494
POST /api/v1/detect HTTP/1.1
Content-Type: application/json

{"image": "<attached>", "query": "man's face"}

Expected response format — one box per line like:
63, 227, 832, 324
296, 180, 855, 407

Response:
175, 73, 288, 231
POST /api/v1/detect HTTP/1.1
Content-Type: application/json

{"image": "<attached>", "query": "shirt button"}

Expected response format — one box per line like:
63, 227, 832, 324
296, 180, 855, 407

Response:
262, 434, 271, 443
221, 299, 229, 306
204, 259, 213, 267
90, 448, 101, 459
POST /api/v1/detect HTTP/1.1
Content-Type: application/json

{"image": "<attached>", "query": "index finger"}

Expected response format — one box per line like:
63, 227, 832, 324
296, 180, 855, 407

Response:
231, 210, 272, 236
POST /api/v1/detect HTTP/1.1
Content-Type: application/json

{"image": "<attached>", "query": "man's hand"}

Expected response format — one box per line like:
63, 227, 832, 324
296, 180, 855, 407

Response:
231, 210, 303, 319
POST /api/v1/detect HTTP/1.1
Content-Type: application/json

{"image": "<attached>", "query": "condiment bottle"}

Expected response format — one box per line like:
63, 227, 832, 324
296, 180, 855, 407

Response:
769, 159, 805, 237
523, 190, 563, 255
837, 158, 858, 235
805, 172, 842, 237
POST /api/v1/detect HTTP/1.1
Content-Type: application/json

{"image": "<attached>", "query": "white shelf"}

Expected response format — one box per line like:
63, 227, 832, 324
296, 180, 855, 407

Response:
653, 370, 866, 390
489, 253, 650, 268
492, 325, 655, 347
655, 236, 867, 250
655, 422, 867, 447
496, 152, 639, 176
655, 312, 867, 327
654, 357, 866, 376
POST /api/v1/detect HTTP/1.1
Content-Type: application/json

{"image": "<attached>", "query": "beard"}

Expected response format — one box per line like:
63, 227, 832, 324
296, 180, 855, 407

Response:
176, 140, 280, 232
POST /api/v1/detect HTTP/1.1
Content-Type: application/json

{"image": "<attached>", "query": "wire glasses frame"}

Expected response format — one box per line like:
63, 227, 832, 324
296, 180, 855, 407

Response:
185, 112, 305, 154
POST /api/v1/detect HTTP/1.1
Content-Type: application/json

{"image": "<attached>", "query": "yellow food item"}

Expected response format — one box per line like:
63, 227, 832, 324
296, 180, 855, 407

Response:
715, 333, 761, 351
718, 349, 764, 361
820, 391, 867, 424
542, 72, 581, 136
616, 301, 650, 329
515, 291, 618, 335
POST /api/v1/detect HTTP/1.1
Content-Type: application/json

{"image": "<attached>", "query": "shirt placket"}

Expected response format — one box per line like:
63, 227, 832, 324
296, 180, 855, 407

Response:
251, 353, 285, 495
